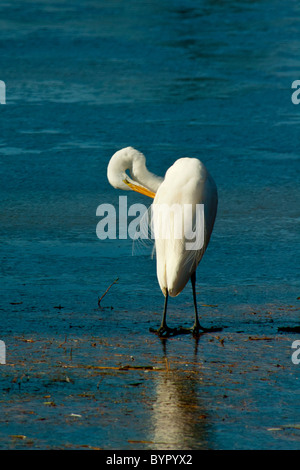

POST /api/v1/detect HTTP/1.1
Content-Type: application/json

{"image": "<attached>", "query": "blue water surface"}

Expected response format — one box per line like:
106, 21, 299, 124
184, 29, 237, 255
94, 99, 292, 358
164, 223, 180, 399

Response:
0, 0, 299, 450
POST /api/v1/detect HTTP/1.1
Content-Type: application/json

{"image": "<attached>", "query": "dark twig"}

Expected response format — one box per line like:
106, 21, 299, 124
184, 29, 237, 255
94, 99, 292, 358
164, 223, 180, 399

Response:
98, 277, 119, 309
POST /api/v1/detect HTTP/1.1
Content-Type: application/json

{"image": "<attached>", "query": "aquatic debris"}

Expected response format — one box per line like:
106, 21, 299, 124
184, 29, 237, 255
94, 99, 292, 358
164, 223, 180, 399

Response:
246, 336, 273, 341
89, 364, 162, 371
200, 304, 218, 308
18, 338, 35, 343
98, 277, 119, 309
278, 326, 300, 333
64, 363, 163, 372
268, 424, 300, 431
128, 440, 154, 444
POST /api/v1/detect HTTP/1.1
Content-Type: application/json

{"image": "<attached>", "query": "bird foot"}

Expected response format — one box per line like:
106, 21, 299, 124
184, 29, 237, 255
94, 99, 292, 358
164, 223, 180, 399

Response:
178, 324, 223, 337
150, 324, 222, 338
149, 325, 182, 338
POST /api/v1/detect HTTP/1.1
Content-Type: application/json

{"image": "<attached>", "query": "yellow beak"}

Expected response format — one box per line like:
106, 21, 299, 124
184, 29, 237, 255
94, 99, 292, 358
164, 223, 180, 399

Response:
123, 179, 156, 199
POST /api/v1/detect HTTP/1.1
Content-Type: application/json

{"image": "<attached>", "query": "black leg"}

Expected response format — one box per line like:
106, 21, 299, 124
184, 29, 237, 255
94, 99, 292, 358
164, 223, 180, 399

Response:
149, 290, 181, 337
149, 273, 222, 338
191, 271, 203, 331
179, 271, 222, 337
161, 290, 169, 329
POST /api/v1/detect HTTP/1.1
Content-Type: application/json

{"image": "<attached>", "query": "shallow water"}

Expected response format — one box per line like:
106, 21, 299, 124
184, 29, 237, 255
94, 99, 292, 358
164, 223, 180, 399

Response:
0, 0, 299, 450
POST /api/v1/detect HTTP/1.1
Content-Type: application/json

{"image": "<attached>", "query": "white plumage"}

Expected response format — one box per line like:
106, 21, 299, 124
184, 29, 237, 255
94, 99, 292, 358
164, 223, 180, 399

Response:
107, 147, 220, 337
153, 157, 217, 298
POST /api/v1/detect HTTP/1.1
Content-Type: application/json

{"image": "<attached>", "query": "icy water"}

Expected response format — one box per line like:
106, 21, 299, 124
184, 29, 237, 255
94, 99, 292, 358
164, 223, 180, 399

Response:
0, 0, 300, 450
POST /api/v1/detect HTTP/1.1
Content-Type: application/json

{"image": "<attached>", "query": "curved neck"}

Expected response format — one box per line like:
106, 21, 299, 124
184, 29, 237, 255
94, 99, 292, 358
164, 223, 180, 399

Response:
107, 147, 163, 194
131, 157, 163, 193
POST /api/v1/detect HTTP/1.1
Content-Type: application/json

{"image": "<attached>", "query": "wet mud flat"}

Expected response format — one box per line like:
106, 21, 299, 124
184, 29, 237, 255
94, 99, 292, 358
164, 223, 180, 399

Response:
0, 301, 299, 450
0, 0, 299, 453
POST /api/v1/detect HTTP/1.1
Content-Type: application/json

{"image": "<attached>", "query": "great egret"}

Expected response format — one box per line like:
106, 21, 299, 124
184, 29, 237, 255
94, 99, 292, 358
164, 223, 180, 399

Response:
107, 146, 220, 337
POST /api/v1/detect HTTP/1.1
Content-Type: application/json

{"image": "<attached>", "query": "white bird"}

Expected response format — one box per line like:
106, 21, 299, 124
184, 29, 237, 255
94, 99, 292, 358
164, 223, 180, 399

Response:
107, 146, 221, 337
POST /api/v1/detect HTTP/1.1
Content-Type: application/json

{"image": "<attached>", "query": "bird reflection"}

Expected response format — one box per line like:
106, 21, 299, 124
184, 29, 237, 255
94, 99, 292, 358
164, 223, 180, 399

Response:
150, 339, 212, 450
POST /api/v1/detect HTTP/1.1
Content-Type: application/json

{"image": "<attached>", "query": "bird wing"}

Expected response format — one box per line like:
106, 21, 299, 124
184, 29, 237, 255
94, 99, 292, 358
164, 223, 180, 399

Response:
153, 158, 217, 297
